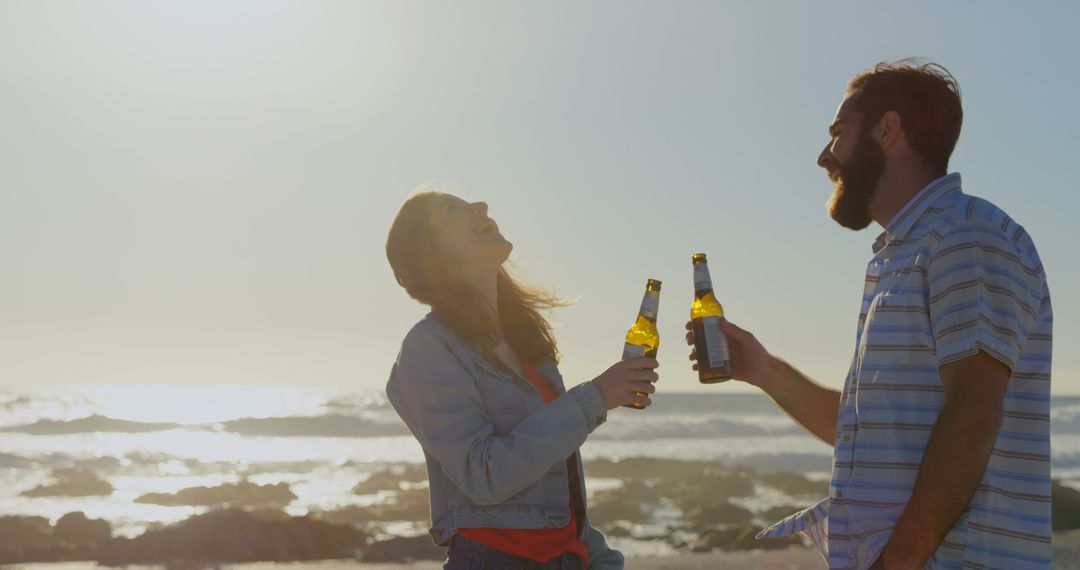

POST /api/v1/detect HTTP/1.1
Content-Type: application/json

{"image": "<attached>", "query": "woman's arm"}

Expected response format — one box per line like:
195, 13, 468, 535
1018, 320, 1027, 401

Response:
386, 327, 608, 505
582, 520, 625, 569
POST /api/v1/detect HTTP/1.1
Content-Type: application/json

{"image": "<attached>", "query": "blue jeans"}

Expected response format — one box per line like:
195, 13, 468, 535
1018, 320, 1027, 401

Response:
443, 534, 584, 570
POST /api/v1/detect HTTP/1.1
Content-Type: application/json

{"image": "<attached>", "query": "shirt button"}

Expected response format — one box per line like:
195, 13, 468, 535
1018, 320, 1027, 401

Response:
835, 490, 844, 498
842, 434, 851, 442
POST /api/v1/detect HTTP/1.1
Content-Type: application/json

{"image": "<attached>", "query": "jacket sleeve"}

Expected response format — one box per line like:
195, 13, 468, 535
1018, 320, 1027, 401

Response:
583, 519, 625, 569
385, 326, 608, 505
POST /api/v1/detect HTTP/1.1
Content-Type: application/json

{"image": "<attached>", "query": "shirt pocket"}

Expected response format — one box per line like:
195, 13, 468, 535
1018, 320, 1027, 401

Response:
863, 291, 934, 366
857, 291, 944, 440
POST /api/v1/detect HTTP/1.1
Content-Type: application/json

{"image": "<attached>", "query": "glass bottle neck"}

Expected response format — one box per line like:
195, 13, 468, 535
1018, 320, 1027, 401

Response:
638, 290, 660, 320
693, 262, 713, 294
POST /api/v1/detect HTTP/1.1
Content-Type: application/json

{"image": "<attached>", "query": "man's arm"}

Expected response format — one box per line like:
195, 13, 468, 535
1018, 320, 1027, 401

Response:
687, 319, 841, 445
877, 350, 1010, 569
759, 357, 842, 445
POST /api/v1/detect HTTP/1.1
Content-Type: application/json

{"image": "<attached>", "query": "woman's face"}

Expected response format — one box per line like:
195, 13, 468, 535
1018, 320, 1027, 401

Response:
427, 194, 512, 278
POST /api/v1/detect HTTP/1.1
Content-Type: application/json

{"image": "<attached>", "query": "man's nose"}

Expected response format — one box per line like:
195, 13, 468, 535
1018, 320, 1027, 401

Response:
817, 144, 832, 169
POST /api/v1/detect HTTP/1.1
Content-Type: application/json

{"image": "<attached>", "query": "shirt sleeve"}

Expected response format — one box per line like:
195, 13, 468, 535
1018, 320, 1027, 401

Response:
927, 222, 1044, 371
385, 326, 607, 506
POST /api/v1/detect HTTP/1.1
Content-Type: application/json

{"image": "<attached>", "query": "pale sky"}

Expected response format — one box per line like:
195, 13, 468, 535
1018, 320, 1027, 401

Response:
1, 1, 1076, 393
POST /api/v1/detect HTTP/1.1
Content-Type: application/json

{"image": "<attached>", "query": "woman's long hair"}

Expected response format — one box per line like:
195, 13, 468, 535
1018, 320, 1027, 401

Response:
385, 190, 568, 364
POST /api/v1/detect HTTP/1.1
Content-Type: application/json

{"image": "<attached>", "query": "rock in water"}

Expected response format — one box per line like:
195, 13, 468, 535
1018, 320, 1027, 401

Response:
0, 512, 112, 564
96, 508, 367, 566
0, 452, 35, 468
20, 468, 114, 497
685, 500, 754, 526
135, 481, 297, 508
0, 515, 53, 549
690, 524, 801, 552
1053, 479, 1080, 531
55, 512, 112, 545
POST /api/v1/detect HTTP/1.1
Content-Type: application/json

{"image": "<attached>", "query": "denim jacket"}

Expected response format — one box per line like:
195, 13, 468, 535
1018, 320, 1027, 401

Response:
386, 314, 623, 569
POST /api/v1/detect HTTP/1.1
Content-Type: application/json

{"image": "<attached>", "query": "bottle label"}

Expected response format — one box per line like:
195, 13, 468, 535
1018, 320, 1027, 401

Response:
639, 291, 659, 319
623, 342, 646, 360
693, 264, 713, 292
701, 316, 730, 366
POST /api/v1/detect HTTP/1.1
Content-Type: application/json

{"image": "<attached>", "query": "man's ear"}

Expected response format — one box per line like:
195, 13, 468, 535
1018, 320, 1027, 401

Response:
879, 110, 903, 151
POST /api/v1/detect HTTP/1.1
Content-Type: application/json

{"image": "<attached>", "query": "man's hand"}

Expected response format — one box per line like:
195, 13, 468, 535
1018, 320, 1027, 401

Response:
685, 318, 778, 387
686, 317, 841, 444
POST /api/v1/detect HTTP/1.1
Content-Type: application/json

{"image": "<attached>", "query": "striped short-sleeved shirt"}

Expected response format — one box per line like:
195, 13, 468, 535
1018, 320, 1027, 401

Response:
759, 174, 1053, 569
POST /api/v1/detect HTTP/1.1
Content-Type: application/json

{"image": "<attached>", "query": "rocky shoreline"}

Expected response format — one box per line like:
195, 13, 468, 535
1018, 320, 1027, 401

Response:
4, 458, 1080, 566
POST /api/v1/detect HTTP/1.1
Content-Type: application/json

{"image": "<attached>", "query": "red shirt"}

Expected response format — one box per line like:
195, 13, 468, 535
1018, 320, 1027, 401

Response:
457, 361, 590, 563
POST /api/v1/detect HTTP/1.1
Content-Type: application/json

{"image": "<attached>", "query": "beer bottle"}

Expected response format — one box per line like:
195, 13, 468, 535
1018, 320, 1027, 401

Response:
691, 253, 732, 383
622, 279, 661, 409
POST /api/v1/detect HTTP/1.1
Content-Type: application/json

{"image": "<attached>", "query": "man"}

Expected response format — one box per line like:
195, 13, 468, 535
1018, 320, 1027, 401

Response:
687, 60, 1053, 569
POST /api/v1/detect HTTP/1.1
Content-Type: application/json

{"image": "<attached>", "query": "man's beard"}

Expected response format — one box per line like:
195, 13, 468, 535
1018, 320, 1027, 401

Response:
826, 133, 885, 230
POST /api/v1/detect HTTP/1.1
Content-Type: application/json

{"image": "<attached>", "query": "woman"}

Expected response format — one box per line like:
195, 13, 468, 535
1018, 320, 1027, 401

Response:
385, 190, 658, 570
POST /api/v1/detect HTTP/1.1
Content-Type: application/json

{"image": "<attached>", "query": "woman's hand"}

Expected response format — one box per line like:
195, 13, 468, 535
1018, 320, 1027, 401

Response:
590, 358, 659, 410
685, 318, 777, 388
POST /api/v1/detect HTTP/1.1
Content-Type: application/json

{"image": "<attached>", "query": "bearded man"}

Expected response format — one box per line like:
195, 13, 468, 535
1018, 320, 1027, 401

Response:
687, 60, 1053, 570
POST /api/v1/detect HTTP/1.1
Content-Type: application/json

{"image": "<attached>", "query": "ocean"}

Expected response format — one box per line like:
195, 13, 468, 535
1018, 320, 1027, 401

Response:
2, 385, 1077, 543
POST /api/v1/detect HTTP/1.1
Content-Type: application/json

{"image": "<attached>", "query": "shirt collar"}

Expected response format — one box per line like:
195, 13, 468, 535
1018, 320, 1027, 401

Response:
872, 172, 962, 253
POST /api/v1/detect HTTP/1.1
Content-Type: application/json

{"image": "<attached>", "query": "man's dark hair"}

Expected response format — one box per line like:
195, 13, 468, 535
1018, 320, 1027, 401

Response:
847, 59, 963, 175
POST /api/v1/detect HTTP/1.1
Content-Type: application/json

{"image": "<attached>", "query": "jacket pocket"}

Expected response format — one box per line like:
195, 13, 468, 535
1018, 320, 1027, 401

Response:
471, 355, 534, 415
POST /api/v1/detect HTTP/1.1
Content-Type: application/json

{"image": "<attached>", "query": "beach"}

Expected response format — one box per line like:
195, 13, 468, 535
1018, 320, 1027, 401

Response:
7, 533, 1080, 569
3, 387, 1079, 568
0, 548, 822, 570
